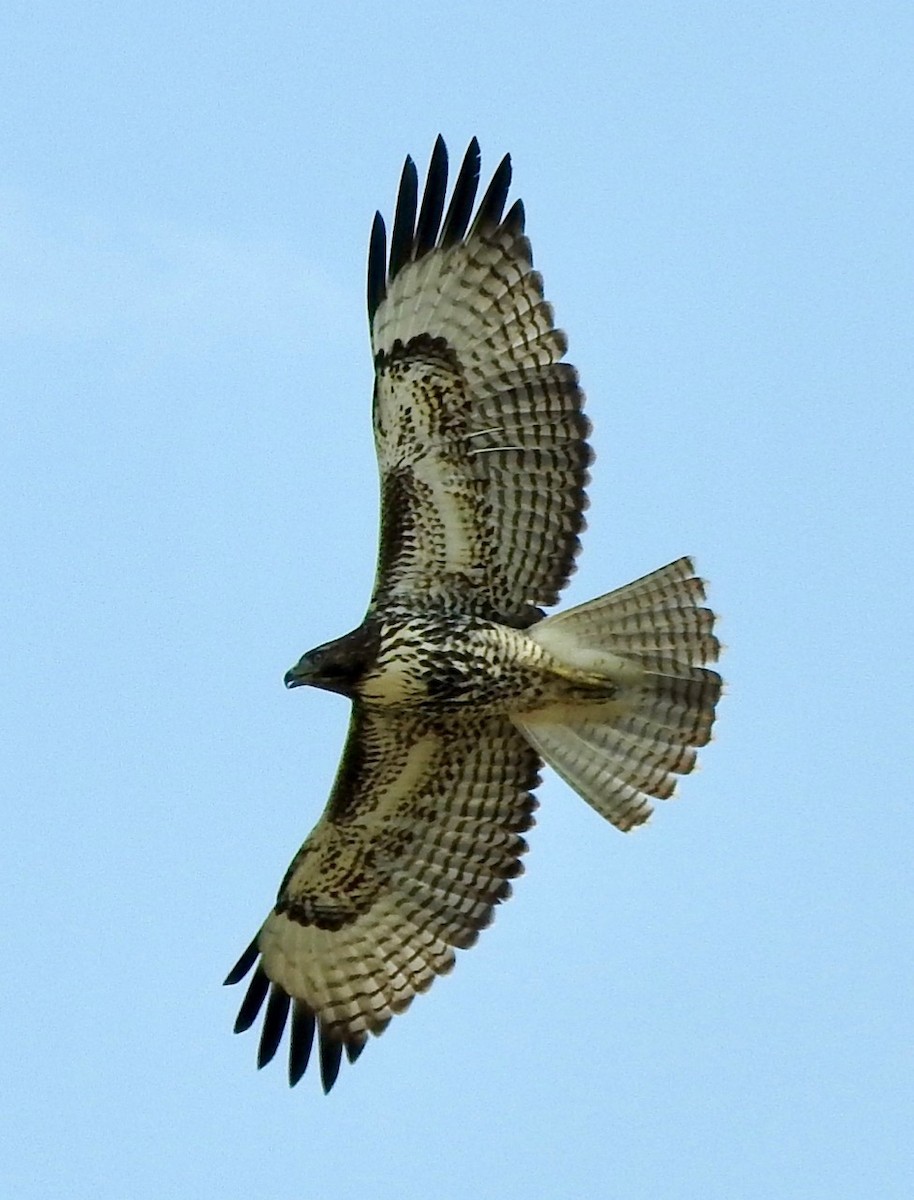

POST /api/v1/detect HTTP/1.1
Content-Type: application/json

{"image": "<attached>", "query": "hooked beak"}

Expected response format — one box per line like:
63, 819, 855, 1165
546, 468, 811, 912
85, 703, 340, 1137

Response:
283, 655, 314, 689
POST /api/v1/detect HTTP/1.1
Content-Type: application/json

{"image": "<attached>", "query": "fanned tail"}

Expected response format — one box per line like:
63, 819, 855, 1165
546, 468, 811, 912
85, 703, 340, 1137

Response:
514, 557, 722, 830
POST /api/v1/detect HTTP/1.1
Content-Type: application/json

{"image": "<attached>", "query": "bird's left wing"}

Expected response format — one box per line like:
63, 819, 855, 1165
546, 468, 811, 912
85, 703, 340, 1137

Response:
225, 705, 540, 1092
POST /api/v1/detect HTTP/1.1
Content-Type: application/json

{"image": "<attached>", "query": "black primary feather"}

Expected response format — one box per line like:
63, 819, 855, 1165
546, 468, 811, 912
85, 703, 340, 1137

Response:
502, 197, 526, 236
388, 155, 418, 282
233, 964, 270, 1034
257, 984, 291, 1068
366, 211, 387, 322
469, 152, 512, 237
414, 135, 448, 260
288, 1002, 316, 1087
223, 935, 259, 986
319, 1032, 343, 1094
344, 1037, 367, 1065
367, 138, 516, 324
439, 137, 481, 248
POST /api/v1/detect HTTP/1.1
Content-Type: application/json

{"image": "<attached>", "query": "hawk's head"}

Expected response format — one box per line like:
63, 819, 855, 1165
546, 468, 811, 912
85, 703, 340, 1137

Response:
284, 622, 379, 698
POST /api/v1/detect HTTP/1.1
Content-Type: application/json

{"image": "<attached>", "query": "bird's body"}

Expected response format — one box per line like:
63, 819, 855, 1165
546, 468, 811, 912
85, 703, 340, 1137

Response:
226, 138, 722, 1092
315, 611, 594, 711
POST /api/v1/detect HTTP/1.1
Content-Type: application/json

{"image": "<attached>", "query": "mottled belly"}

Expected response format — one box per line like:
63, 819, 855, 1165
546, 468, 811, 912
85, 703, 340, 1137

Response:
357, 615, 553, 711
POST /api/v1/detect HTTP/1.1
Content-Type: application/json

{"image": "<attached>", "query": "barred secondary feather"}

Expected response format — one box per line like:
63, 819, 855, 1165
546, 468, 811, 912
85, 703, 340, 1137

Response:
225, 137, 722, 1093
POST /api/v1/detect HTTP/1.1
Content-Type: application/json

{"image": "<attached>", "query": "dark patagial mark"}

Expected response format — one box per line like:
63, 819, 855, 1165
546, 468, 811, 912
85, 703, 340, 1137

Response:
373, 466, 419, 591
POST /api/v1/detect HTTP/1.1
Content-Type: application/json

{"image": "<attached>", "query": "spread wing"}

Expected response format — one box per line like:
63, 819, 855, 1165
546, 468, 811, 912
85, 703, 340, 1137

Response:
225, 707, 540, 1092
368, 136, 592, 624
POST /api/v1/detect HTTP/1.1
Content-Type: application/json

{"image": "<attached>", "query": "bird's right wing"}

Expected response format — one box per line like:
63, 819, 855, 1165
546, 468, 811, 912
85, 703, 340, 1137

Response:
225, 704, 540, 1092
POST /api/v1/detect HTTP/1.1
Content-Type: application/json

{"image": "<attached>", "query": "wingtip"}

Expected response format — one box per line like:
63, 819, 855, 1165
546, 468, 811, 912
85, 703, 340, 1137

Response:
345, 1036, 368, 1065
232, 964, 270, 1034
367, 210, 388, 322
503, 197, 525, 235
439, 138, 483, 248
224, 934, 260, 986
414, 136, 449, 260
319, 1031, 344, 1094
288, 1001, 317, 1087
256, 984, 291, 1069
469, 149, 513, 236
228, 950, 369, 1090
389, 156, 420, 281
371, 137, 523, 321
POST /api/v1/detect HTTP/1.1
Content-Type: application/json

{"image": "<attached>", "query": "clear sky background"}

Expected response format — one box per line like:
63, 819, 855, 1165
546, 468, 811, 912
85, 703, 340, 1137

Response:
3, 3, 911, 1198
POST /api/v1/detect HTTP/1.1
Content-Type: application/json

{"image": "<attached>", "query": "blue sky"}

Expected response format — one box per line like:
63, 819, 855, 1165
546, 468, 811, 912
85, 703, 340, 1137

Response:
3, 3, 912, 1197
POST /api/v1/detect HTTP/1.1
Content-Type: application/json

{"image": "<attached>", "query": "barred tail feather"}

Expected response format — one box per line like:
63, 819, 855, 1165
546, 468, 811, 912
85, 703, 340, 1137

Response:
515, 558, 722, 831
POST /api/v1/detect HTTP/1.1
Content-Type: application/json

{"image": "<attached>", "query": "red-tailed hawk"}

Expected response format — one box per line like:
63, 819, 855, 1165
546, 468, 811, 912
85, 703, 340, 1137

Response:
226, 137, 721, 1092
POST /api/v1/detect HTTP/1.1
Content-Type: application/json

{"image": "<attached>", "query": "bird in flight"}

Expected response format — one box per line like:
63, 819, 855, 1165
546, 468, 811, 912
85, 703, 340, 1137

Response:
225, 137, 722, 1093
